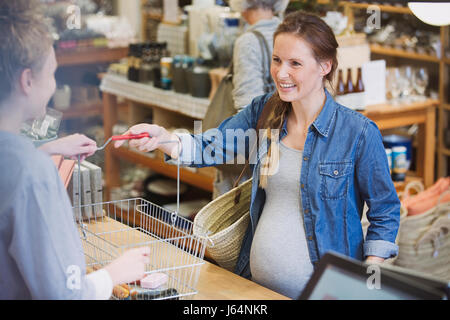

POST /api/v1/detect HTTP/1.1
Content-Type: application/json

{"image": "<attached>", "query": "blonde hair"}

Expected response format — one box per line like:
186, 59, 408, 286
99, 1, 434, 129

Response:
259, 11, 339, 188
0, 0, 54, 104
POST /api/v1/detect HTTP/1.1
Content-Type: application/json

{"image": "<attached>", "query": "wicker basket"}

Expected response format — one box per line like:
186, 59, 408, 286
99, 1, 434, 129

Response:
193, 179, 253, 272
394, 185, 450, 280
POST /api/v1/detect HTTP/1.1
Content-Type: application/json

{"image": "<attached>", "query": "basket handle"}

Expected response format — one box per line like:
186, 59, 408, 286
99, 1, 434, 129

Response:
400, 180, 424, 201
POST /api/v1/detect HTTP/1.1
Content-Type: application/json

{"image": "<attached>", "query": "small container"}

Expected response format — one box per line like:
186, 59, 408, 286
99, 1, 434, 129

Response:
173, 55, 188, 94
392, 146, 408, 181
385, 148, 392, 174
160, 57, 173, 90
188, 66, 211, 98
139, 43, 153, 84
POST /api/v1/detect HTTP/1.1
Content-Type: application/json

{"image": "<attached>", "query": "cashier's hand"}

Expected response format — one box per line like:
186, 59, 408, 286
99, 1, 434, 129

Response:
39, 134, 98, 162
114, 123, 181, 159
103, 247, 151, 286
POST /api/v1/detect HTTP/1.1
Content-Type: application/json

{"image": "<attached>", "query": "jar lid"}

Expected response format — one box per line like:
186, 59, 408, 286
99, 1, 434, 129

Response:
392, 146, 407, 152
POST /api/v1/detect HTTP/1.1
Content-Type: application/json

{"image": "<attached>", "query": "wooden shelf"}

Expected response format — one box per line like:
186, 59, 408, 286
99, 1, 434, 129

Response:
338, 1, 412, 15
440, 147, 450, 157
142, 11, 163, 21
112, 147, 214, 193
442, 103, 450, 112
62, 100, 129, 120
393, 173, 423, 193
56, 46, 128, 67
61, 101, 103, 120
369, 44, 440, 63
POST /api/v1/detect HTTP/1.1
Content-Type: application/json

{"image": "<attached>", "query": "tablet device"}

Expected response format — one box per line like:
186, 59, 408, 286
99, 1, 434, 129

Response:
299, 251, 448, 300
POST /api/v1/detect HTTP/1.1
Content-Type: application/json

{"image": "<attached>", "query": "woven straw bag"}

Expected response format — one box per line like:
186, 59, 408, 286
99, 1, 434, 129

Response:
394, 182, 450, 280
193, 178, 252, 272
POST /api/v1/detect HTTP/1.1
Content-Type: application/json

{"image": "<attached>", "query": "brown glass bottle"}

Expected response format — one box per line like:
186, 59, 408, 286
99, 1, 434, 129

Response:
355, 67, 364, 93
336, 69, 345, 95
345, 68, 354, 94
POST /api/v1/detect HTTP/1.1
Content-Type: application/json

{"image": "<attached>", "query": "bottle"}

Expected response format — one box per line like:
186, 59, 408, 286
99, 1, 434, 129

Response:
127, 44, 138, 82
392, 146, 408, 182
152, 43, 162, 88
139, 43, 152, 84
160, 57, 173, 90
160, 42, 172, 90
355, 67, 364, 93
336, 69, 346, 95
345, 68, 354, 94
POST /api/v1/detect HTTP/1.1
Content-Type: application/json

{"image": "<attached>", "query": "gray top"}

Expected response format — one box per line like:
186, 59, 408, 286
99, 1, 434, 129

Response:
0, 131, 96, 299
232, 17, 281, 110
250, 141, 314, 299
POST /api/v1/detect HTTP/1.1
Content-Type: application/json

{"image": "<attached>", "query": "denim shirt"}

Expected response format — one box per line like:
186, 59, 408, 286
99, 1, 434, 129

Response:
168, 89, 400, 279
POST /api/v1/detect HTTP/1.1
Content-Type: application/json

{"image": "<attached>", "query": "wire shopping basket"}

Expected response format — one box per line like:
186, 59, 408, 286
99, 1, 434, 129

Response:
73, 139, 208, 300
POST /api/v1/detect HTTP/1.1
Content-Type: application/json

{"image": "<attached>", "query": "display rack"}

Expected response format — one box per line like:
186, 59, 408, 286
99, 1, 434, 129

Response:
56, 46, 129, 120
338, 1, 449, 180
100, 74, 215, 198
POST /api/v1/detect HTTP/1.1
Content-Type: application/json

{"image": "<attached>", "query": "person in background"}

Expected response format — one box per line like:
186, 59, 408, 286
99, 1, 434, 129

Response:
0, 0, 150, 299
214, 0, 289, 198
116, 11, 400, 299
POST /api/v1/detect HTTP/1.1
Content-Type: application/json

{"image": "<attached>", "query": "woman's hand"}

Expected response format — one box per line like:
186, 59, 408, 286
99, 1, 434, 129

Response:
39, 134, 97, 161
103, 247, 151, 286
114, 123, 181, 159
365, 256, 385, 264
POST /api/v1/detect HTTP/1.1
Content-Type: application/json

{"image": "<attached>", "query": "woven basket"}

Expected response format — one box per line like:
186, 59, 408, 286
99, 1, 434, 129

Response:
193, 179, 253, 272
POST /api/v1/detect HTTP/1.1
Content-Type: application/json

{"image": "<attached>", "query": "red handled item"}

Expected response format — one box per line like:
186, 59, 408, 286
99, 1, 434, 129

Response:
111, 133, 150, 141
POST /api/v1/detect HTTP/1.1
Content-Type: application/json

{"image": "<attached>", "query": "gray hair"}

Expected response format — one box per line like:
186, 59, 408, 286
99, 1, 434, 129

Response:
229, 0, 289, 14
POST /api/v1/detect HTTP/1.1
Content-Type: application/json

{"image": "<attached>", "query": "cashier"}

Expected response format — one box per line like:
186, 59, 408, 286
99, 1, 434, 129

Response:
116, 11, 400, 299
0, 0, 150, 299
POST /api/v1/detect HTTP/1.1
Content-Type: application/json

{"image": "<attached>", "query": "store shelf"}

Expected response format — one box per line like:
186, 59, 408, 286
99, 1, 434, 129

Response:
112, 147, 214, 193
61, 101, 103, 120
56, 46, 128, 67
444, 57, 450, 65
338, 1, 412, 15
369, 44, 440, 63
62, 100, 129, 120
442, 104, 450, 112
142, 11, 163, 21
440, 147, 450, 157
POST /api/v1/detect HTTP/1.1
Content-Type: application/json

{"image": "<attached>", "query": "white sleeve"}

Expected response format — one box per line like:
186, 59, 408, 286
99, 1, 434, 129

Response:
85, 269, 114, 300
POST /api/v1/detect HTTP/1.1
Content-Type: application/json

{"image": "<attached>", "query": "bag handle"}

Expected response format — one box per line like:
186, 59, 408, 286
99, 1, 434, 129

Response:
400, 180, 425, 201
250, 29, 274, 93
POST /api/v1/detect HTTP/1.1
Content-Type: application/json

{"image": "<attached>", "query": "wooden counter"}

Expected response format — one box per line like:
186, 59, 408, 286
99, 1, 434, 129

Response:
82, 215, 289, 300
195, 261, 289, 300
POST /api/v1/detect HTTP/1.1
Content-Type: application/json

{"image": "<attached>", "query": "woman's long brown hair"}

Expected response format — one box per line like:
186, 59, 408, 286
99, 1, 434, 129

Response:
259, 11, 339, 188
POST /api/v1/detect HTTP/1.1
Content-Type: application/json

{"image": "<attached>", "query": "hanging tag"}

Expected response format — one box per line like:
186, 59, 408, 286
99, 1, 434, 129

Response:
171, 212, 178, 226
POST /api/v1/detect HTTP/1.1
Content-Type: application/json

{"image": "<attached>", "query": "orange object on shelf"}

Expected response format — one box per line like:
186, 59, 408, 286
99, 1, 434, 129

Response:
51, 155, 76, 189
401, 177, 450, 216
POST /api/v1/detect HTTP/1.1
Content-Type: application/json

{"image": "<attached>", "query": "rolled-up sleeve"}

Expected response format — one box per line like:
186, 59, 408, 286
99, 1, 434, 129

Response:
355, 121, 400, 259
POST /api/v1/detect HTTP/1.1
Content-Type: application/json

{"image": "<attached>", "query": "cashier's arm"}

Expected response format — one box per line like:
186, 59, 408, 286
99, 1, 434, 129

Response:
114, 123, 181, 159
39, 134, 97, 162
